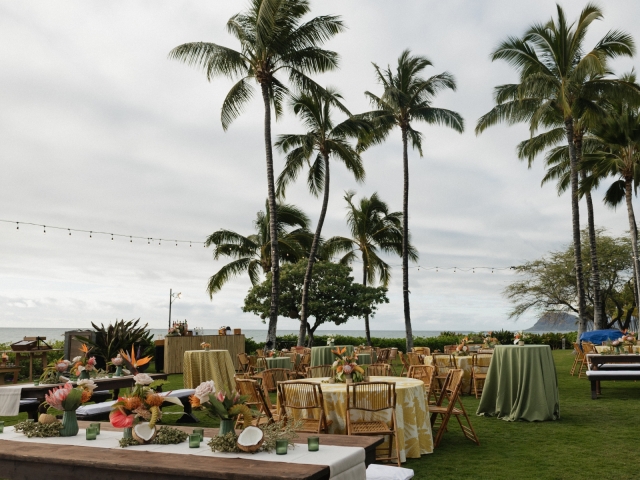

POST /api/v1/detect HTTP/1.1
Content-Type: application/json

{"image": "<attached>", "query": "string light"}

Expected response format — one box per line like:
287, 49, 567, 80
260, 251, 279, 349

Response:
0, 219, 206, 247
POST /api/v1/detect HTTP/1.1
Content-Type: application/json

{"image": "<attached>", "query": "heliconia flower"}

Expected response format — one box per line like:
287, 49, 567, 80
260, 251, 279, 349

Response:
45, 383, 73, 410
109, 408, 135, 428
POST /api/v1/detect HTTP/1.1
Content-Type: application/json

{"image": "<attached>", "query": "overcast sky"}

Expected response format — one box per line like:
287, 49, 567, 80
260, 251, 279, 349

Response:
1, 0, 639, 334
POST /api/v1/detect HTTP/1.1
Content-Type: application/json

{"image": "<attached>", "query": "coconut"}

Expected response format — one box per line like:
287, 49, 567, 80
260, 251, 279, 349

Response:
236, 426, 264, 453
38, 413, 57, 425
132, 422, 157, 444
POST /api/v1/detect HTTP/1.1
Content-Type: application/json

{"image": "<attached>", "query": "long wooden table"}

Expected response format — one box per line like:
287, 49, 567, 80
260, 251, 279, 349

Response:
586, 354, 640, 399
0, 421, 382, 480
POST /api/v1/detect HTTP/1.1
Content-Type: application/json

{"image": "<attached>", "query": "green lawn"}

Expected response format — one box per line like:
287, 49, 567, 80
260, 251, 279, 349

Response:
3, 351, 640, 479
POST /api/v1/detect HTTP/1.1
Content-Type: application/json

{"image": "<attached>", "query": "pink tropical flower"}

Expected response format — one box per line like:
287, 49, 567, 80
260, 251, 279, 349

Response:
55, 362, 68, 372
216, 391, 226, 403
194, 380, 216, 402
343, 364, 353, 374
87, 357, 97, 366
109, 408, 135, 428
45, 383, 73, 410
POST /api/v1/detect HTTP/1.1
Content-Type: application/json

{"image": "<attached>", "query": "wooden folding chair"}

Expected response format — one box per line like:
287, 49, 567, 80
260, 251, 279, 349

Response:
432, 354, 456, 394
570, 342, 584, 376
407, 352, 423, 366
346, 382, 401, 467
429, 369, 480, 448
413, 346, 430, 356
290, 353, 310, 379
407, 364, 437, 404
237, 353, 254, 374
367, 363, 392, 376
261, 368, 290, 392
278, 381, 331, 434
377, 349, 390, 364
579, 342, 597, 378
306, 365, 333, 378
398, 352, 411, 377
234, 378, 272, 428
470, 353, 492, 399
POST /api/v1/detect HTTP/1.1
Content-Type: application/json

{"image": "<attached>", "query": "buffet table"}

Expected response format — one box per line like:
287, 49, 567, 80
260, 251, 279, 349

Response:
0, 421, 382, 480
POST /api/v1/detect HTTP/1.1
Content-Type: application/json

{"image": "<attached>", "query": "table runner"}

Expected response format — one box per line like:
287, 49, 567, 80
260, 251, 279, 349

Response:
280, 376, 432, 463
183, 350, 236, 392
1, 428, 365, 480
0, 385, 22, 416
476, 345, 559, 422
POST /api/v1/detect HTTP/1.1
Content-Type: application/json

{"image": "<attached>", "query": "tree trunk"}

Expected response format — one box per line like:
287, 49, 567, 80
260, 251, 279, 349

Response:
261, 83, 280, 349
401, 127, 413, 352
624, 177, 640, 313
576, 129, 604, 329
298, 153, 331, 346
565, 119, 588, 338
363, 260, 372, 346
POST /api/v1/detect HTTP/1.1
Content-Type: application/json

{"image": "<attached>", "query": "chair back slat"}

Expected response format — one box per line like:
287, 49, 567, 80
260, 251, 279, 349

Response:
347, 381, 396, 411
367, 363, 392, 376
306, 364, 333, 378
261, 368, 290, 392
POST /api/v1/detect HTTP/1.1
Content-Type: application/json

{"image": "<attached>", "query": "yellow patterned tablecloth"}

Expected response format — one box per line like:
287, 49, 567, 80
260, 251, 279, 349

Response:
280, 376, 433, 463
595, 345, 640, 354
182, 350, 236, 393
424, 355, 473, 394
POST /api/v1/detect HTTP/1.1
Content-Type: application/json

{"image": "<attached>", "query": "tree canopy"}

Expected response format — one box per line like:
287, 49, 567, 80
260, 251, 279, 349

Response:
243, 260, 388, 345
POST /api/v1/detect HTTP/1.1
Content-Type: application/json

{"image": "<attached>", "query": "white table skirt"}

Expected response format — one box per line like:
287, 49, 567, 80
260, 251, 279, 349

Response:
0, 386, 22, 416
1, 427, 365, 480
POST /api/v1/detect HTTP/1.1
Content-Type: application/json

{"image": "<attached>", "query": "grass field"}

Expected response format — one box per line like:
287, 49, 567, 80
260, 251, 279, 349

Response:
2, 350, 640, 479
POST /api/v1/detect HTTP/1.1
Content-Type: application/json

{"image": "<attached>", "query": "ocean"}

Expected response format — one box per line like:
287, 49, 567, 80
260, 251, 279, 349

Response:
0, 327, 570, 345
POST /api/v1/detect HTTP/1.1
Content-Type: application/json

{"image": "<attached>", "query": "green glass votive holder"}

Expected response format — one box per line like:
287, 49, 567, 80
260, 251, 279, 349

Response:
90, 423, 101, 435
33, 380, 39, 386
307, 436, 319, 451
193, 428, 204, 442
189, 434, 200, 448
108, 373, 113, 378
276, 439, 288, 455
86, 427, 97, 440
0, 421, 4, 433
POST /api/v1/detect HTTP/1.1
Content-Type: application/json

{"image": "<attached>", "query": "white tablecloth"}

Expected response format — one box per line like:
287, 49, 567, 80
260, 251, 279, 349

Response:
1, 427, 365, 480
0, 386, 22, 416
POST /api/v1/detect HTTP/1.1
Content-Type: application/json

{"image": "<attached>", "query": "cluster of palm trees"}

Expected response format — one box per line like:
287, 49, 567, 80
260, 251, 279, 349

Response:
170, 0, 463, 349
477, 3, 640, 336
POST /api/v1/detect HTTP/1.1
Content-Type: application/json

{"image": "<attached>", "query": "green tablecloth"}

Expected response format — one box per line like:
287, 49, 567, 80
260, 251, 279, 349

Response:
265, 357, 292, 370
311, 345, 354, 367
355, 352, 377, 365
476, 345, 560, 422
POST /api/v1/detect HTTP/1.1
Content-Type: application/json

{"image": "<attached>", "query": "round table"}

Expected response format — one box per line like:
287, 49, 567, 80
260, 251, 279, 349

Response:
182, 350, 236, 393
311, 345, 354, 367
264, 357, 292, 370
281, 376, 433, 462
476, 345, 559, 421
355, 353, 375, 365
424, 355, 473, 394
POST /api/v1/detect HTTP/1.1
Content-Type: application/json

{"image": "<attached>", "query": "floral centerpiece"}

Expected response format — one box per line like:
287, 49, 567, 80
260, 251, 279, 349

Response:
621, 331, 636, 347
331, 347, 364, 383
455, 339, 470, 356
72, 344, 97, 380
44, 379, 96, 436
201, 342, 211, 351
483, 332, 500, 349
189, 380, 252, 436
327, 335, 336, 347
514, 332, 527, 345
111, 353, 125, 376
40, 358, 71, 384
268, 350, 280, 358
110, 373, 181, 445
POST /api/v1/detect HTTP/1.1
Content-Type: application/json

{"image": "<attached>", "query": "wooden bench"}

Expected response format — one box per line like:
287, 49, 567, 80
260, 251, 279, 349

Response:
586, 354, 640, 399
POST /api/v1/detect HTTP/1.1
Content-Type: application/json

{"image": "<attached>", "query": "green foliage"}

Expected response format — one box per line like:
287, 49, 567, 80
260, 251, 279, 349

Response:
119, 437, 140, 448
152, 426, 189, 445
14, 420, 62, 438
75, 319, 154, 368
243, 261, 388, 343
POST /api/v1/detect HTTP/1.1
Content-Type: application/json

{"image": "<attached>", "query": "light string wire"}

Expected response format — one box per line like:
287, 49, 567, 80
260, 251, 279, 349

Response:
1, 219, 206, 247
1, 218, 517, 271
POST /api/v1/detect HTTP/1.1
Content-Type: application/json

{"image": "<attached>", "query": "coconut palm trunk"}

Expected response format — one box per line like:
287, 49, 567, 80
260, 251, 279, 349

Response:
261, 83, 280, 347
624, 177, 640, 311
298, 153, 331, 347
401, 127, 414, 352
565, 119, 588, 337
362, 261, 372, 346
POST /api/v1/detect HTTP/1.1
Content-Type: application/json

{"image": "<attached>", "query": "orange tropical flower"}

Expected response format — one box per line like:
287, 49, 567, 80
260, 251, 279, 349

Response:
145, 392, 164, 408
80, 344, 91, 355
80, 390, 92, 403
189, 394, 201, 407
122, 396, 142, 411
120, 346, 152, 372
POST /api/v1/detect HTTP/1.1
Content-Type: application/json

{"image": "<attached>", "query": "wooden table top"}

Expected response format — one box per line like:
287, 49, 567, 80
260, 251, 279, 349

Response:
0, 421, 382, 480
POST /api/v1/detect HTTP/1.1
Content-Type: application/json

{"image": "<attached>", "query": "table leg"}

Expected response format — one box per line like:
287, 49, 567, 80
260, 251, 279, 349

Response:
15, 353, 24, 382
112, 388, 120, 400
591, 380, 598, 400
28, 354, 33, 382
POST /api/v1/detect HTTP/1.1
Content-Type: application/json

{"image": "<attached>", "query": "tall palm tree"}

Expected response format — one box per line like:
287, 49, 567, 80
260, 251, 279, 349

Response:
324, 191, 417, 345
169, 0, 345, 346
476, 3, 635, 336
275, 88, 367, 346
362, 50, 463, 351
205, 202, 312, 297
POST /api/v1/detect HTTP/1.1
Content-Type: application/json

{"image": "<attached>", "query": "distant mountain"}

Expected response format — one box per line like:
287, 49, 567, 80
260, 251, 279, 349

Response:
526, 312, 578, 331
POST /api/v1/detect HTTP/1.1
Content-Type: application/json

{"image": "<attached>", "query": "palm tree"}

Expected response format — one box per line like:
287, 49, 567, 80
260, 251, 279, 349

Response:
475, 3, 635, 336
362, 50, 463, 351
169, 0, 345, 346
275, 88, 367, 346
205, 202, 313, 297
324, 191, 417, 345
586, 97, 640, 311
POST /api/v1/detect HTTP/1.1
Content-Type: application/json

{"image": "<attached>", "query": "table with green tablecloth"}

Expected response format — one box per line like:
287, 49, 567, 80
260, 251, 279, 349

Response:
183, 350, 236, 393
476, 345, 559, 422
355, 352, 377, 365
265, 356, 292, 370
311, 345, 354, 367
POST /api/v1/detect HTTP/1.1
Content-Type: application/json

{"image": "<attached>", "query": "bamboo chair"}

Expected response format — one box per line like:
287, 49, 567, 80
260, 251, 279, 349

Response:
429, 369, 480, 448
306, 364, 333, 378
367, 363, 392, 376
407, 364, 437, 405
278, 381, 331, 434
237, 353, 254, 375
388, 348, 398, 362
570, 342, 584, 376
346, 382, 401, 467
261, 368, 290, 392
256, 349, 265, 357
377, 349, 391, 364
579, 342, 597, 378
398, 352, 411, 377
432, 354, 456, 395
413, 346, 430, 356
407, 352, 423, 366
290, 353, 311, 379
234, 378, 272, 428
470, 353, 492, 399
